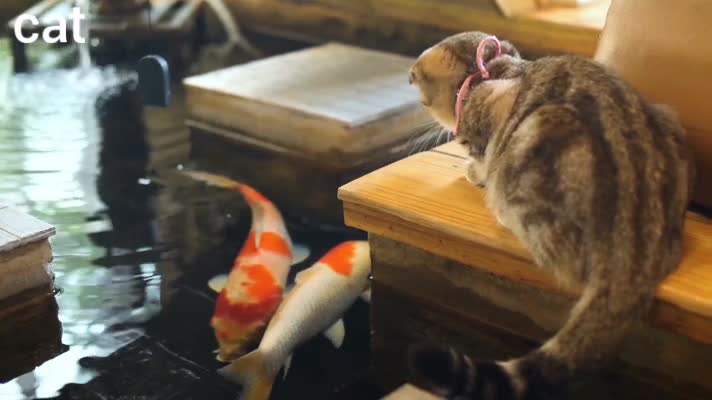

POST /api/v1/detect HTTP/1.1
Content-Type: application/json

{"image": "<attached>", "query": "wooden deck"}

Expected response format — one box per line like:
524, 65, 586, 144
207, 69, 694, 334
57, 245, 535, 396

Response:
339, 141, 712, 344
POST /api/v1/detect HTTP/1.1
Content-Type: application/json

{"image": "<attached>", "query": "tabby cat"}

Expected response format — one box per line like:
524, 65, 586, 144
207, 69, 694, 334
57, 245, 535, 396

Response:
407, 31, 695, 399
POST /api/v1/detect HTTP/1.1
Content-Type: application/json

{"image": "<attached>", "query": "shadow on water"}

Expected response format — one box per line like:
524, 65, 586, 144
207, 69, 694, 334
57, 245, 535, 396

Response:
0, 39, 379, 399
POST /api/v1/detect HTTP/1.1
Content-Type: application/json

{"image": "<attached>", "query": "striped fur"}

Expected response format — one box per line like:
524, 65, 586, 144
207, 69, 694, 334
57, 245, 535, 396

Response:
408, 32, 695, 399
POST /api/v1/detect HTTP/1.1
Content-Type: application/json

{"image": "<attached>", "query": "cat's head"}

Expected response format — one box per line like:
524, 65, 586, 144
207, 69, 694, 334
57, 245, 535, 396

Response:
409, 32, 520, 130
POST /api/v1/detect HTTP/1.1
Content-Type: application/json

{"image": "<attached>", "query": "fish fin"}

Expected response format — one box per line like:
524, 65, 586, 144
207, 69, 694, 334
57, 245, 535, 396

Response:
183, 171, 241, 190
294, 267, 318, 285
323, 319, 345, 348
281, 354, 293, 380
361, 289, 372, 304
291, 244, 310, 265
207, 274, 229, 293
219, 350, 274, 400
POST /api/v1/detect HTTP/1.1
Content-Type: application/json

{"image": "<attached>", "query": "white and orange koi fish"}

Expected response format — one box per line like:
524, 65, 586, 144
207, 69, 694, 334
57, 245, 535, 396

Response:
184, 171, 309, 361
219, 241, 372, 400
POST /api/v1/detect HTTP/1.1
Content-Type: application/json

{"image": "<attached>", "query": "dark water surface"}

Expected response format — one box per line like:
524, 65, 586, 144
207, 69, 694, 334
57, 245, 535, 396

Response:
0, 41, 374, 399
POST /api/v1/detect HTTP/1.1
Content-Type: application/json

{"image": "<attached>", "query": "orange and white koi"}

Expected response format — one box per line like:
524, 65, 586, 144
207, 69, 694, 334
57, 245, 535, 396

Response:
219, 241, 371, 400
184, 171, 309, 361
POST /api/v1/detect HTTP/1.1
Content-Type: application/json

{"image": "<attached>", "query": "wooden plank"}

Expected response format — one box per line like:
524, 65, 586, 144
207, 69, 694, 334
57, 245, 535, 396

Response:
0, 207, 55, 253
382, 384, 441, 400
226, 0, 604, 57
0, 230, 18, 253
430, 140, 467, 159
0, 240, 54, 301
184, 43, 432, 158
338, 149, 712, 342
369, 238, 712, 397
190, 117, 427, 223
186, 43, 420, 126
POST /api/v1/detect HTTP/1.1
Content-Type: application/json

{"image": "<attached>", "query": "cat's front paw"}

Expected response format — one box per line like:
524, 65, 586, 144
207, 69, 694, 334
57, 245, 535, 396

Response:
465, 158, 486, 188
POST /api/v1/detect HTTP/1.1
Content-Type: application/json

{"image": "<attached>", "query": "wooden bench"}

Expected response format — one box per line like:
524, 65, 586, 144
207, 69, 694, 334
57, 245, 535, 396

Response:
339, 142, 712, 398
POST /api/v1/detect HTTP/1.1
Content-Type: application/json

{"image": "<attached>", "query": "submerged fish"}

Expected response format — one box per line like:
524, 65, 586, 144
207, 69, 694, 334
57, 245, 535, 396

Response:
185, 171, 309, 361
219, 241, 372, 400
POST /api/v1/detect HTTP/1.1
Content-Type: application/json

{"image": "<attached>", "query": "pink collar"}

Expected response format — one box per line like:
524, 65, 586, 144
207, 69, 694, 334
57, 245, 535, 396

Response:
454, 36, 502, 136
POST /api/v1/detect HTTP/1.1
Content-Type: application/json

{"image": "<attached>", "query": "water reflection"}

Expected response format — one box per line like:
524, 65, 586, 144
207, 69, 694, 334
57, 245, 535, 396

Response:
0, 47, 159, 397
0, 37, 371, 399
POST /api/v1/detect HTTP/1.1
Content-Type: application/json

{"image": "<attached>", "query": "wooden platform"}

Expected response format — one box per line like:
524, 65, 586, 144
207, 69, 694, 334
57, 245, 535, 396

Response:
225, 0, 610, 57
339, 141, 712, 396
0, 205, 56, 300
185, 43, 432, 223
185, 43, 430, 166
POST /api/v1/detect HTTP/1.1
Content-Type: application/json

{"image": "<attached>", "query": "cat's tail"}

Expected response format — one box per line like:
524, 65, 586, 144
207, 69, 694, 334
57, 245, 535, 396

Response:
408, 281, 657, 399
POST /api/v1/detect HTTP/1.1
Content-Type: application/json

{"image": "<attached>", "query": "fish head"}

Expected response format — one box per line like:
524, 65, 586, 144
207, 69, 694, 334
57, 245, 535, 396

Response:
319, 241, 372, 288
210, 264, 285, 361
211, 312, 265, 361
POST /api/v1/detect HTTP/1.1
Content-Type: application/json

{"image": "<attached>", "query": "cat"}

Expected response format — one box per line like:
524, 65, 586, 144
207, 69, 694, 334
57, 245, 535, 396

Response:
407, 31, 696, 399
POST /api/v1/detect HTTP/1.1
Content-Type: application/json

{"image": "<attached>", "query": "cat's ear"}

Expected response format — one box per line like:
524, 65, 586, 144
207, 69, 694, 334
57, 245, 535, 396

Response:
501, 40, 521, 59
406, 343, 461, 397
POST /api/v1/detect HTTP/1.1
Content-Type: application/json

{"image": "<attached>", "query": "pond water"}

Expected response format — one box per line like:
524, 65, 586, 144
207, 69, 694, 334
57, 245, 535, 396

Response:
0, 41, 377, 399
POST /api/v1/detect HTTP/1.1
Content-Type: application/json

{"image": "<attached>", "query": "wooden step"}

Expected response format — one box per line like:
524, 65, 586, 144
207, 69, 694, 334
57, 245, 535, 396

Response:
185, 43, 431, 168
184, 43, 432, 224
340, 141, 712, 343
0, 205, 55, 301
339, 141, 712, 396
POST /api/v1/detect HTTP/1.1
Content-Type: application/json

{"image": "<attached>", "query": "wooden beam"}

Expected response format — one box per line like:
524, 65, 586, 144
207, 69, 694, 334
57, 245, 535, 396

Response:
225, 0, 604, 57
369, 235, 712, 396
339, 143, 712, 344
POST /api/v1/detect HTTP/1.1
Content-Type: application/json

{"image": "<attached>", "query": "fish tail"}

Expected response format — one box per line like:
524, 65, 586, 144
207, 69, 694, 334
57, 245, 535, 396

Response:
183, 171, 242, 190
219, 350, 275, 400
183, 171, 271, 206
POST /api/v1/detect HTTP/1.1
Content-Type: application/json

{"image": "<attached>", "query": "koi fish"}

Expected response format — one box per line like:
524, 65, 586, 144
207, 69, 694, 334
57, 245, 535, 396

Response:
184, 171, 309, 361
219, 241, 372, 400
